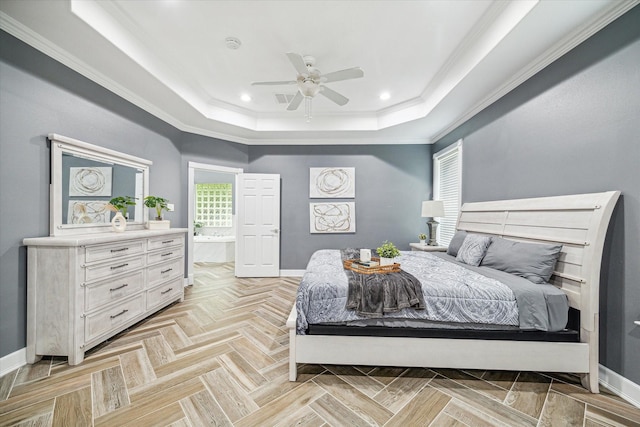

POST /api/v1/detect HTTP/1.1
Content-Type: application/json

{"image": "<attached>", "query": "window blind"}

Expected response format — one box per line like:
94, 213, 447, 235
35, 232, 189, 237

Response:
433, 141, 462, 246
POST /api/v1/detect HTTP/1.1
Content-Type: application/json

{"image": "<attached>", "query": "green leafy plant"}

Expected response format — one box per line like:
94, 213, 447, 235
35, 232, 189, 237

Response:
418, 233, 427, 241
376, 240, 401, 259
144, 196, 170, 220
109, 196, 136, 217
193, 221, 204, 235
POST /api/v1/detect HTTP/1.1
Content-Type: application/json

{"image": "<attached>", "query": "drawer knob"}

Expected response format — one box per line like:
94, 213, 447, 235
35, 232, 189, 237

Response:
110, 263, 129, 270
161, 268, 173, 274
161, 252, 173, 257
109, 284, 129, 292
161, 240, 174, 244
110, 309, 129, 319
161, 288, 173, 295
110, 247, 129, 253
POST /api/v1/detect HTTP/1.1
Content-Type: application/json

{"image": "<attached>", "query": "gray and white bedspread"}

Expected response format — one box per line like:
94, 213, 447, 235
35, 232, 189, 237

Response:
295, 250, 568, 334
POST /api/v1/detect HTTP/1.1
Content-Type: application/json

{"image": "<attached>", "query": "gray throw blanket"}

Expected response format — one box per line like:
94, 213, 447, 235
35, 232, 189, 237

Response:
341, 249, 426, 317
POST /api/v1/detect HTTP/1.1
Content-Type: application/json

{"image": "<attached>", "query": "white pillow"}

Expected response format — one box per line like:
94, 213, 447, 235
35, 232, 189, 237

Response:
456, 234, 492, 266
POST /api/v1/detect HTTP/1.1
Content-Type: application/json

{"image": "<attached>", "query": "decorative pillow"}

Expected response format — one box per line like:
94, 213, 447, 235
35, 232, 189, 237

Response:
481, 237, 563, 284
456, 234, 493, 266
446, 230, 468, 257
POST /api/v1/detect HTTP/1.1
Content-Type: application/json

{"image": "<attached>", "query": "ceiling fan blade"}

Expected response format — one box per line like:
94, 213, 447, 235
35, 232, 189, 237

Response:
320, 86, 349, 106
321, 67, 364, 83
251, 80, 297, 86
287, 91, 304, 111
286, 52, 309, 75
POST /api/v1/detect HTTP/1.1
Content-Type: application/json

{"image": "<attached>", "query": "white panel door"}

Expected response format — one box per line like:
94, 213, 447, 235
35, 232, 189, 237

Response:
236, 173, 281, 277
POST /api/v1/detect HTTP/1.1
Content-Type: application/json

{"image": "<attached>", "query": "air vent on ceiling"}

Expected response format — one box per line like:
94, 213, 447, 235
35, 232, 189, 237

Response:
274, 93, 296, 104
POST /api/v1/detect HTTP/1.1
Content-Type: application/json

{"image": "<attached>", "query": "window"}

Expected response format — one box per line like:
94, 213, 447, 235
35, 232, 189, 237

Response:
195, 183, 233, 227
433, 140, 462, 246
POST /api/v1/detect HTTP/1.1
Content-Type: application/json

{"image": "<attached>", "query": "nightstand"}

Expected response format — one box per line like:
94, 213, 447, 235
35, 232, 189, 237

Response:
410, 243, 447, 252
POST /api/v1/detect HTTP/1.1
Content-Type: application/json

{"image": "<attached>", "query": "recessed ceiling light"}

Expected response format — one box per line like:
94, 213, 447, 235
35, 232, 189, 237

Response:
379, 92, 391, 100
241, 94, 251, 102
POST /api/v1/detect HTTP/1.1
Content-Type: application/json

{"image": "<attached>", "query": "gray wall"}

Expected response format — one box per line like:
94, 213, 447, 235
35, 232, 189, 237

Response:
434, 6, 640, 385
249, 145, 432, 269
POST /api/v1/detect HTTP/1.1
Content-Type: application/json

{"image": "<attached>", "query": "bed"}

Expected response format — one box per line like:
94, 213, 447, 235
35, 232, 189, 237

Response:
287, 191, 620, 393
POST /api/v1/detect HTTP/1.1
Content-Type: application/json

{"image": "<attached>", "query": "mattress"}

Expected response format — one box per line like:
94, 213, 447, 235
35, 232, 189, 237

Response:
295, 250, 569, 335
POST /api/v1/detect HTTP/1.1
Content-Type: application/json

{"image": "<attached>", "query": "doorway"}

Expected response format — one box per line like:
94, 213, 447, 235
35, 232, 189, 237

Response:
187, 162, 242, 285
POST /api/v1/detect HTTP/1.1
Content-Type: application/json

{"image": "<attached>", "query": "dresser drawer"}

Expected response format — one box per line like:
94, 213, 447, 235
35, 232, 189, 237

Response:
146, 277, 183, 310
148, 258, 182, 287
147, 247, 182, 265
84, 294, 145, 343
85, 240, 145, 264
148, 235, 184, 251
84, 270, 144, 311
84, 255, 144, 283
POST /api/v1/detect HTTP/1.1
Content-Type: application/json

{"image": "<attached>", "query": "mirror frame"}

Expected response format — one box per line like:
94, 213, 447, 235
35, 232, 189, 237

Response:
49, 133, 152, 236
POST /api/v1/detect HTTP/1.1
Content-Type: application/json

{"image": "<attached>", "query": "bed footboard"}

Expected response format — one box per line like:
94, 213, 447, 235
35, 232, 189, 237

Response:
288, 304, 594, 387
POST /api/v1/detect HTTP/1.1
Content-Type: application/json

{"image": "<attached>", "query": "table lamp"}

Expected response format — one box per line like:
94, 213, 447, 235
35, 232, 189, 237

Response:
421, 200, 445, 246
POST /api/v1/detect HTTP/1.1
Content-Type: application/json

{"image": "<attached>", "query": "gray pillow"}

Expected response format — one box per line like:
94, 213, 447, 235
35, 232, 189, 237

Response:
446, 230, 468, 257
481, 237, 562, 284
456, 234, 493, 266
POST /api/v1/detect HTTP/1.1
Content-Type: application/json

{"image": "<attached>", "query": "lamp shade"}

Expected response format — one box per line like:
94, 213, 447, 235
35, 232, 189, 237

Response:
421, 200, 445, 218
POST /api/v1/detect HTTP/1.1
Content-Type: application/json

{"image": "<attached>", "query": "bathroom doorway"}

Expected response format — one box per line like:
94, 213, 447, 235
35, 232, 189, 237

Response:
187, 162, 243, 285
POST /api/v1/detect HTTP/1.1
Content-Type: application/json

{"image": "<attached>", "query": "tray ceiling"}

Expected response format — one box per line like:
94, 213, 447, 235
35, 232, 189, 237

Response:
0, 0, 635, 145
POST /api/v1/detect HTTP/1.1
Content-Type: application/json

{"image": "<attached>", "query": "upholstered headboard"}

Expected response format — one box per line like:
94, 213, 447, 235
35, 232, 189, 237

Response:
457, 191, 620, 336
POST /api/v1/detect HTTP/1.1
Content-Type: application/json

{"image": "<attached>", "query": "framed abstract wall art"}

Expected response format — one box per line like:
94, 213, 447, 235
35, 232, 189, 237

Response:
67, 200, 110, 224
309, 167, 355, 198
69, 166, 112, 197
310, 202, 355, 233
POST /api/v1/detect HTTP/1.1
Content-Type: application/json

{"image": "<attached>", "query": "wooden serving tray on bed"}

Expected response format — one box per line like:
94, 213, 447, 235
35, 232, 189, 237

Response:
343, 257, 400, 274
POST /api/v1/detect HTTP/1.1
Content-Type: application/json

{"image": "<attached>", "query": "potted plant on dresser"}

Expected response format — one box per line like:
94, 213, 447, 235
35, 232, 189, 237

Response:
109, 196, 136, 220
144, 195, 171, 229
376, 240, 401, 266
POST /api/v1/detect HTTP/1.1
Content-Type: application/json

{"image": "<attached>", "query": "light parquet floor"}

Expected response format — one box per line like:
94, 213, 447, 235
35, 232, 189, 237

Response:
2, 262, 639, 426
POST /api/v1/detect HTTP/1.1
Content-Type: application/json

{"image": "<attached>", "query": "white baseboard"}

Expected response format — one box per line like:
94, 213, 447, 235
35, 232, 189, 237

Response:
0, 348, 26, 377
599, 364, 640, 408
280, 269, 305, 277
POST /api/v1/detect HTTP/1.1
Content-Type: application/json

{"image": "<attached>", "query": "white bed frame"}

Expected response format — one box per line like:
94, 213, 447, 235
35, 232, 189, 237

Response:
287, 191, 620, 393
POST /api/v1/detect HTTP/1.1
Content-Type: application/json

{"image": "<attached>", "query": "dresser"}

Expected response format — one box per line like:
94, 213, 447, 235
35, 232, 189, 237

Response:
24, 229, 187, 365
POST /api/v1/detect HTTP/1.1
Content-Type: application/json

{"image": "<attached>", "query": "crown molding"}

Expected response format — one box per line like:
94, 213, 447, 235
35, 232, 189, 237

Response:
0, 11, 191, 130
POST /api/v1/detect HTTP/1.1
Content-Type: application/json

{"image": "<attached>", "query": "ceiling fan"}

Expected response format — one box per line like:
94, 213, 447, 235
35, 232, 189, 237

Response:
251, 52, 364, 119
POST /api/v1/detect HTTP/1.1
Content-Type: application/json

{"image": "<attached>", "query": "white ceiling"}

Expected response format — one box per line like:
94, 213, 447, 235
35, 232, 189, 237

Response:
0, 0, 636, 145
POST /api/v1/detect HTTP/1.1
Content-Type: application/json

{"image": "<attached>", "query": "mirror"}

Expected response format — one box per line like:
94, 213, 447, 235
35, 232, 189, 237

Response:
49, 133, 151, 236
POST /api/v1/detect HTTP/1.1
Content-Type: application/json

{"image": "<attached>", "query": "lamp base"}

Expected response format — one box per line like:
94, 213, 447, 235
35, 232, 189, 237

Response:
427, 220, 439, 246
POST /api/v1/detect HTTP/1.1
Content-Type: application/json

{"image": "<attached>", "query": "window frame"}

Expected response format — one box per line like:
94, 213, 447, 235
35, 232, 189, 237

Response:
432, 139, 463, 247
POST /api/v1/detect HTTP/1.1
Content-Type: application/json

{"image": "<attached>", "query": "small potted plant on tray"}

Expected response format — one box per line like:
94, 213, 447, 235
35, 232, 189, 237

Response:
376, 240, 401, 266
144, 195, 171, 229
418, 233, 427, 245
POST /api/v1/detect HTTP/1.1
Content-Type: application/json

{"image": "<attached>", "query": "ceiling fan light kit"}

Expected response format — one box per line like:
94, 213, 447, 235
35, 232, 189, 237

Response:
252, 52, 364, 121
